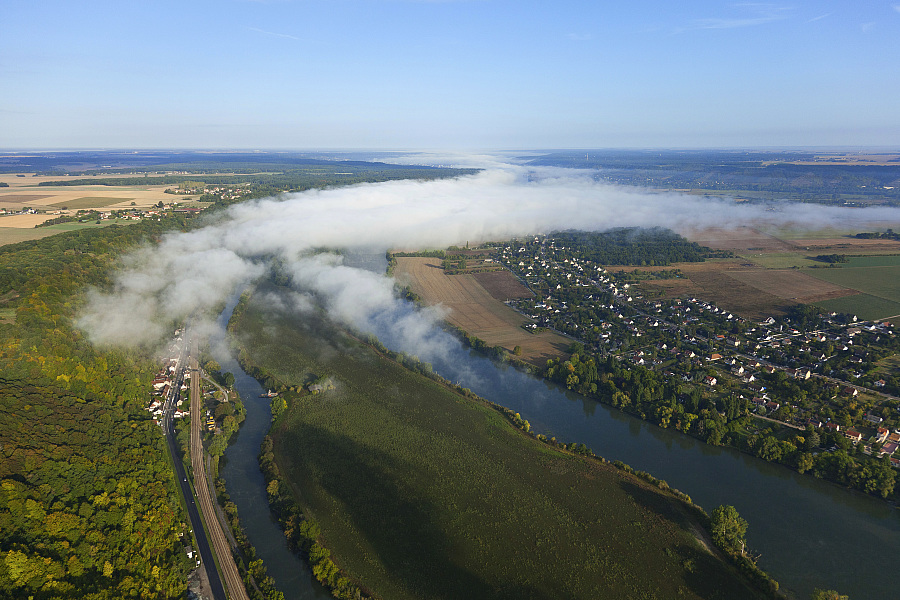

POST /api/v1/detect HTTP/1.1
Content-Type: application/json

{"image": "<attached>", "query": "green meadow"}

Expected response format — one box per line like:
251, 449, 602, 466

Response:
812, 293, 900, 321
235, 291, 767, 600
740, 252, 819, 269
805, 262, 900, 319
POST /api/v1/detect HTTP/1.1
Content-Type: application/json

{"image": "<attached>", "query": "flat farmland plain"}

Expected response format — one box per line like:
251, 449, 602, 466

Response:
805, 263, 900, 320
723, 269, 855, 302
0, 173, 193, 217
393, 257, 570, 364
630, 260, 807, 319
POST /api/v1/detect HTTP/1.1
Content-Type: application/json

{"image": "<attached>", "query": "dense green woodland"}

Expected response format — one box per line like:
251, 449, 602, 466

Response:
0, 164, 472, 598
0, 219, 194, 598
551, 228, 730, 265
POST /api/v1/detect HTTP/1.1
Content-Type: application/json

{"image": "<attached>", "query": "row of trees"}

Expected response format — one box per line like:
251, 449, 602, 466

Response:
542, 349, 896, 499
549, 228, 725, 266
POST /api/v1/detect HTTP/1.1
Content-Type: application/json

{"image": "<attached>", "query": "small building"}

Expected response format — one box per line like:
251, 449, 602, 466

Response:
844, 429, 863, 444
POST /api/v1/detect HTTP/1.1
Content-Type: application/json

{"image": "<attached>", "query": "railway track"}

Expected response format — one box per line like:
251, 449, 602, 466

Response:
189, 336, 250, 600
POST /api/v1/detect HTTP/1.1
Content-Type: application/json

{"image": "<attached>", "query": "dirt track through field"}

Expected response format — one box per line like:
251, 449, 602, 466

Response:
394, 257, 570, 365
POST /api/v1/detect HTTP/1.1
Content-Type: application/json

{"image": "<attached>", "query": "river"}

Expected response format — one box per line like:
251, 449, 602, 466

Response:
213, 255, 900, 600
212, 295, 330, 600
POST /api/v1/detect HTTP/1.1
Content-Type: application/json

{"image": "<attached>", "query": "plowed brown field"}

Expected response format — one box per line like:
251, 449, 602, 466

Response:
393, 257, 570, 365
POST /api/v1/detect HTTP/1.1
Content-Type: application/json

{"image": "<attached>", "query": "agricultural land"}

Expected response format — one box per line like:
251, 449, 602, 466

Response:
392, 256, 570, 366
396, 228, 900, 501
233, 289, 769, 600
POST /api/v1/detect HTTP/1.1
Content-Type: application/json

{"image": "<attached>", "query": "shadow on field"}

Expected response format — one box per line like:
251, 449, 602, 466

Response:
290, 424, 554, 600
618, 480, 763, 600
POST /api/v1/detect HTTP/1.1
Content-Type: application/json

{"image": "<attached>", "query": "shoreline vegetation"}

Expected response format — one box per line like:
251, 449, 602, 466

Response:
230, 286, 784, 600
387, 238, 898, 505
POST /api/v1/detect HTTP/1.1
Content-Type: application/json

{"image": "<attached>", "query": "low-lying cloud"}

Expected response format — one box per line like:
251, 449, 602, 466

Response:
77, 159, 900, 350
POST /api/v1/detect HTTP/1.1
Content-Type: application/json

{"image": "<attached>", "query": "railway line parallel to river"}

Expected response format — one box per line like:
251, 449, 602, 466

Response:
189, 334, 250, 600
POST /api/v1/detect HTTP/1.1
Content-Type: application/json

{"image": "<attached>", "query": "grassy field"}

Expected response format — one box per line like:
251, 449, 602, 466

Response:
0, 220, 137, 247
812, 293, 900, 321
236, 291, 766, 600
840, 255, 900, 268
0, 226, 67, 246
806, 264, 900, 319
874, 354, 900, 379
739, 252, 820, 269
49, 196, 133, 209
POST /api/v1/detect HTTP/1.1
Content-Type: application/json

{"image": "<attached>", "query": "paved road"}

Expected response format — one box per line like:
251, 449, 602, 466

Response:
161, 336, 227, 600
189, 334, 250, 600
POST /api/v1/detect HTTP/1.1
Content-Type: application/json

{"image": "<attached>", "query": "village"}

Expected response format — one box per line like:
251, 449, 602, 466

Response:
145, 329, 223, 433
497, 235, 900, 469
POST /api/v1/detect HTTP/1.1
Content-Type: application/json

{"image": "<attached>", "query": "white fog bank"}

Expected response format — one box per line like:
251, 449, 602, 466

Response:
77, 162, 900, 349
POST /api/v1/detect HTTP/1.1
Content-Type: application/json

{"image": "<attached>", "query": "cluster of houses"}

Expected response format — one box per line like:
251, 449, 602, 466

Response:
496, 238, 898, 466
164, 183, 252, 202
837, 420, 900, 466
147, 358, 188, 424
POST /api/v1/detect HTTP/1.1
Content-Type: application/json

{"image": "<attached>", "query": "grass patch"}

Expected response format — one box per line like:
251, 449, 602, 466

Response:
0, 307, 15, 324
0, 226, 64, 246
0, 220, 137, 247
739, 252, 819, 269
840, 255, 900, 268
811, 293, 900, 321
805, 264, 900, 305
874, 353, 900, 378
236, 290, 768, 600
41, 219, 135, 231
50, 196, 133, 209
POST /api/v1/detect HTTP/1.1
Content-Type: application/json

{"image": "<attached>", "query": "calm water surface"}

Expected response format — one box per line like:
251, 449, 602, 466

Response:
216, 254, 900, 600
213, 295, 330, 600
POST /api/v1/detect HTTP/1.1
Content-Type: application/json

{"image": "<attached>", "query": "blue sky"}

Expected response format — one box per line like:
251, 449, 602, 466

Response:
3, 0, 899, 149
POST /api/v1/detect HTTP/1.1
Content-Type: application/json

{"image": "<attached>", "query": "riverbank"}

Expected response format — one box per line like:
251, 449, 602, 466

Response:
231, 285, 777, 600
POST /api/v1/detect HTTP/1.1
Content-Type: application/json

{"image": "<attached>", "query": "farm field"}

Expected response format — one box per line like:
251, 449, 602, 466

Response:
0, 226, 68, 246
0, 172, 192, 215
653, 226, 900, 319
739, 252, 821, 269
0, 220, 139, 247
633, 260, 803, 319
393, 256, 570, 365
808, 293, 900, 322
236, 293, 766, 600
804, 265, 900, 302
49, 196, 134, 209
722, 269, 855, 302
839, 255, 900, 268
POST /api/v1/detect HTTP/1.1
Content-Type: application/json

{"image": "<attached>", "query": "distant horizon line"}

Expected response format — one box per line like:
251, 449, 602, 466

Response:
2, 145, 900, 154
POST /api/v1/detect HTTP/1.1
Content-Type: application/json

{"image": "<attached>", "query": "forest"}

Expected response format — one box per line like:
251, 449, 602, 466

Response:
0, 218, 195, 598
0, 159, 473, 597
550, 228, 729, 266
